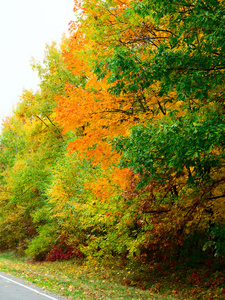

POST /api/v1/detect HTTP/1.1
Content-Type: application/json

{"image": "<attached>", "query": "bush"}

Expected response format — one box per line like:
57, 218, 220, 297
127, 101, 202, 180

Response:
45, 244, 83, 262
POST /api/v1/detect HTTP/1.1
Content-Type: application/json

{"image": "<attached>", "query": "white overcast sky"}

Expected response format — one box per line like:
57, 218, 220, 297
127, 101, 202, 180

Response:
0, 0, 75, 127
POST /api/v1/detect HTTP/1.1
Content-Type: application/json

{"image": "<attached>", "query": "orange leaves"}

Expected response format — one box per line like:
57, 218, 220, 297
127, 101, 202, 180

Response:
63, 29, 91, 76
72, 0, 86, 18
55, 84, 89, 132
87, 168, 131, 202
112, 167, 132, 190
54, 51, 134, 166
88, 178, 112, 201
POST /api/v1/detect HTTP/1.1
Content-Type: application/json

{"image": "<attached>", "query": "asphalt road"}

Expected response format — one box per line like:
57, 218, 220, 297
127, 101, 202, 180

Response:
0, 272, 69, 300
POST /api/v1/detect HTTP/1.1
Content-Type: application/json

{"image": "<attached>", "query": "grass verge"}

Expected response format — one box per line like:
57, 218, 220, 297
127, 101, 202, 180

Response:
0, 251, 225, 299
0, 251, 173, 299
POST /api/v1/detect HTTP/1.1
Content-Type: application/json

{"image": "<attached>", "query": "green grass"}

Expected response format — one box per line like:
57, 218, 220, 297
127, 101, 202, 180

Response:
0, 251, 225, 299
0, 251, 173, 299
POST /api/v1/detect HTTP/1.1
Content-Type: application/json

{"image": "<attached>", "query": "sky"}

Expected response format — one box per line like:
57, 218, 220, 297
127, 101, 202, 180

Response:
0, 0, 75, 127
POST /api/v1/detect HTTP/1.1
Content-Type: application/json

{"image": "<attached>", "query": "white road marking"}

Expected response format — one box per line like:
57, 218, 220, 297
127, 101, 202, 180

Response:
0, 273, 60, 300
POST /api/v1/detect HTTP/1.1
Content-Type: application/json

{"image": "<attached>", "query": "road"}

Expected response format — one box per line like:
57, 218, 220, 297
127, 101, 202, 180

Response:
0, 272, 69, 300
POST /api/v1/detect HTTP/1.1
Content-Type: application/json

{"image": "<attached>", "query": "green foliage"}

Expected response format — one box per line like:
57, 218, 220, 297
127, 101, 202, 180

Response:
113, 108, 225, 187
25, 224, 56, 260
93, 0, 225, 105
0, 44, 70, 254
30, 42, 76, 116
25, 151, 95, 258
0, 118, 26, 168
204, 223, 225, 257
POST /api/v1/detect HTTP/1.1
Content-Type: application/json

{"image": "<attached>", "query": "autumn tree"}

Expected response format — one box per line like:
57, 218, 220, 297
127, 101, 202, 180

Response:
0, 42, 75, 255
59, 0, 225, 258
111, 0, 225, 257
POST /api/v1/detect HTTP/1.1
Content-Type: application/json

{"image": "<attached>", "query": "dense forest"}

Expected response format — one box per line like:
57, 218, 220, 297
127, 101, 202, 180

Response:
0, 0, 224, 270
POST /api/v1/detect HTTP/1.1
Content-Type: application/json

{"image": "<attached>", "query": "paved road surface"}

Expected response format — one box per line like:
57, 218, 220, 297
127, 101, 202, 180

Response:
0, 272, 69, 300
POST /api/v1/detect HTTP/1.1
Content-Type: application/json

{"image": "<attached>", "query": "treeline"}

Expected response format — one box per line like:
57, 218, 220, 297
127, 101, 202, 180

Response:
0, 0, 224, 263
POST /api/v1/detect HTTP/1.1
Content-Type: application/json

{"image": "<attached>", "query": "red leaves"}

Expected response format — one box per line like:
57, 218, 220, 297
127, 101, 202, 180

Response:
45, 244, 83, 262
190, 272, 201, 285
